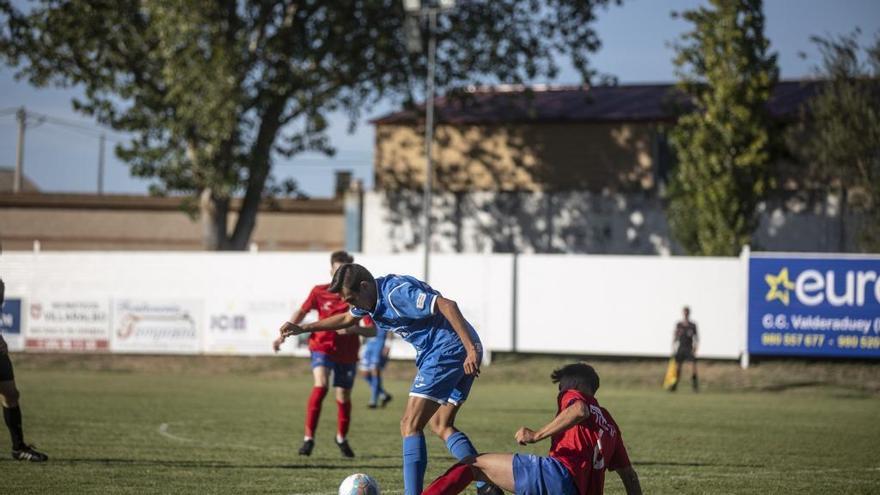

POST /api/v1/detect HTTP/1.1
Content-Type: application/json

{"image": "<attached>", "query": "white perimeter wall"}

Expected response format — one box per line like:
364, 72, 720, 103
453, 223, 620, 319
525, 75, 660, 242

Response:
517, 255, 745, 359
0, 251, 744, 359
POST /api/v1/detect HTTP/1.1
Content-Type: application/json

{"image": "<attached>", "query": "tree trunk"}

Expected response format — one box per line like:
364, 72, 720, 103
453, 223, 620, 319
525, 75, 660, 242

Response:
228, 99, 285, 250
200, 188, 231, 250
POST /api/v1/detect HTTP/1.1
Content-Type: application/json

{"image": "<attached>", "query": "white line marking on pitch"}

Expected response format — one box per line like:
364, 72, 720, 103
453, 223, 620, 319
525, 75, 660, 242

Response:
157, 422, 194, 443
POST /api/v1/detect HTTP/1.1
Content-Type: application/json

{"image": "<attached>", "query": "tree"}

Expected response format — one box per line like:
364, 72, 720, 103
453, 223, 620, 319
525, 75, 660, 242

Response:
0, 0, 620, 250
788, 30, 880, 252
666, 0, 778, 256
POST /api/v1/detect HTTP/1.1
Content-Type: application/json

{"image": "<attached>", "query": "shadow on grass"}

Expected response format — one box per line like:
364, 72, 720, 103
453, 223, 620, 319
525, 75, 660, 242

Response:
636, 460, 763, 468
40, 458, 401, 470
752, 381, 823, 392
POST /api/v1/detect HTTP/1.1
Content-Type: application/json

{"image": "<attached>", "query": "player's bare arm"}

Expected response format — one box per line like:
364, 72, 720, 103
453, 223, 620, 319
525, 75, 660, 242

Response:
515, 399, 589, 445
286, 312, 361, 337
616, 465, 643, 495
338, 323, 377, 338
435, 297, 480, 376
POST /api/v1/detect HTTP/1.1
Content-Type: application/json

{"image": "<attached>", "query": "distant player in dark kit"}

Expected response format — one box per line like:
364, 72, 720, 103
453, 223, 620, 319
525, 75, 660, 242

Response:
0, 279, 48, 462
274, 251, 375, 458
671, 306, 699, 392
423, 363, 642, 495
284, 263, 503, 495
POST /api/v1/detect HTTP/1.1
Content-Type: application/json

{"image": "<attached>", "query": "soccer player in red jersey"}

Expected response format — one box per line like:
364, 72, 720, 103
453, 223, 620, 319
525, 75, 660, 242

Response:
423, 363, 642, 495
274, 251, 374, 458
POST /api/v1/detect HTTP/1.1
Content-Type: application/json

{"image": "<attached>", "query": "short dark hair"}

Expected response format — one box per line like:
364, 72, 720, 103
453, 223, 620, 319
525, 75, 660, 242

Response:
328, 263, 375, 294
551, 363, 600, 395
331, 250, 354, 265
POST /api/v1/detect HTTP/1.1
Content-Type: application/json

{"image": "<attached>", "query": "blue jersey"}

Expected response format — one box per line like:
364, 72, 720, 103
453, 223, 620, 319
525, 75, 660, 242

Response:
349, 274, 480, 366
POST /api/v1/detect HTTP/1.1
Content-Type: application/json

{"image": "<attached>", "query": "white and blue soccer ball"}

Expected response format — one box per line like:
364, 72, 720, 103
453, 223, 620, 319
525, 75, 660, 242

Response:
338, 473, 380, 495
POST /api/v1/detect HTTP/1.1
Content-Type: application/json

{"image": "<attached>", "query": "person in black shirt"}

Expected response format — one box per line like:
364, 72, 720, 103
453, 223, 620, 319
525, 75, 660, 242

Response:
671, 306, 699, 392
0, 279, 48, 461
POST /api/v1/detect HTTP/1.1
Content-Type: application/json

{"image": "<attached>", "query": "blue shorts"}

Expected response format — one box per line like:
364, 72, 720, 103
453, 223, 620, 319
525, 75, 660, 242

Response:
310, 351, 356, 389
512, 454, 577, 495
360, 343, 388, 371
409, 346, 482, 405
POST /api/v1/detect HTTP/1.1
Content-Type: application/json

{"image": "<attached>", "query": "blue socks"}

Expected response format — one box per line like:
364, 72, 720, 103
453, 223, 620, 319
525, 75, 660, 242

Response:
403, 433, 428, 495
445, 431, 486, 488
445, 431, 478, 460
371, 375, 384, 404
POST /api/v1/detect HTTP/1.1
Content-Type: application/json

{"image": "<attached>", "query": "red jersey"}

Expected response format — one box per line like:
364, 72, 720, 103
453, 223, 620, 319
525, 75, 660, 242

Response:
299, 284, 360, 364
549, 389, 631, 495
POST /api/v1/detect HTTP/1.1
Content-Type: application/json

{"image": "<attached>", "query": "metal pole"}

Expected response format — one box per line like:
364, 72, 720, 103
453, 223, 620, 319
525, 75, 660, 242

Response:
422, 9, 437, 283
14, 107, 25, 193
98, 133, 106, 195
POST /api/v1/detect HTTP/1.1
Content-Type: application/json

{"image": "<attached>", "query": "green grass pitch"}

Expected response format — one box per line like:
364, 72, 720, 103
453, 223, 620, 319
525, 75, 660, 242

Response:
2, 354, 879, 494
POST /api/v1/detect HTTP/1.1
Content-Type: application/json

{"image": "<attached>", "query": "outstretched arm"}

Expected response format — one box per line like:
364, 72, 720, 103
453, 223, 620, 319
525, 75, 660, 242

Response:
616, 466, 642, 495
284, 312, 360, 337
436, 297, 480, 376
515, 399, 589, 445
337, 318, 377, 337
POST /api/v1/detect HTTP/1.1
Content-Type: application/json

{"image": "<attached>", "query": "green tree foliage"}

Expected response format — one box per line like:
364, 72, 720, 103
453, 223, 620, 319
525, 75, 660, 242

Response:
667, 0, 778, 255
788, 30, 880, 252
0, 0, 619, 249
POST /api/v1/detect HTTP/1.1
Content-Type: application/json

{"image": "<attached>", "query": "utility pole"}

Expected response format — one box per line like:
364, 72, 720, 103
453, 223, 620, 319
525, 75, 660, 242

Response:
422, 8, 437, 283
14, 107, 25, 193
98, 133, 106, 195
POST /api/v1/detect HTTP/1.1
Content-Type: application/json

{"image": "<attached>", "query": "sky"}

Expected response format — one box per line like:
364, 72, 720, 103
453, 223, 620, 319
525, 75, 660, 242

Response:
1, 0, 879, 198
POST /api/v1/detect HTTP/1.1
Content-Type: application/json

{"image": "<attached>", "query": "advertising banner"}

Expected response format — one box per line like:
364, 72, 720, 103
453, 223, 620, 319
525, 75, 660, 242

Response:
25, 299, 111, 352
0, 298, 24, 352
204, 299, 296, 356
748, 255, 880, 358
112, 299, 203, 354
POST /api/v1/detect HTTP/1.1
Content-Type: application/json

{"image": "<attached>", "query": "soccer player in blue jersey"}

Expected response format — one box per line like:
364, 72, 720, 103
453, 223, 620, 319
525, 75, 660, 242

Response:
285, 264, 501, 495
360, 325, 393, 409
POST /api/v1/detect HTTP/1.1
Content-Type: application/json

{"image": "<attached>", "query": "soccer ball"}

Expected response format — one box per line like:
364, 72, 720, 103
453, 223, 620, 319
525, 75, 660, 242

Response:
338, 473, 380, 495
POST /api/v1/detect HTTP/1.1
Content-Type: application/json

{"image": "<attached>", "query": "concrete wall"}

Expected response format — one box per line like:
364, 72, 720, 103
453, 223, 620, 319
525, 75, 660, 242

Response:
0, 193, 345, 251
361, 190, 865, 256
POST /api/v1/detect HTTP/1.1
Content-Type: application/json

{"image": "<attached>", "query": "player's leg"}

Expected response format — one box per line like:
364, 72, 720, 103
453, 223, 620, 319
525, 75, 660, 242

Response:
423, 454, 516, 495
300, 352, 331, 456
377, 353, 392, 407
362, 345, 383, 408
0, 354, 46, 462
672, 354, 683, 392
333, 362, 356, 457
400, 395, 443, 495
431, 372, 502, 493
690, 356, 699, 391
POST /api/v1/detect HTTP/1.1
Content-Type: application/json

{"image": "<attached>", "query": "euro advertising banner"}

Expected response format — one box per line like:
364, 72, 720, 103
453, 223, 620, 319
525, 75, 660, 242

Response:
748, 254, 880, 358
0, 298, 24, 352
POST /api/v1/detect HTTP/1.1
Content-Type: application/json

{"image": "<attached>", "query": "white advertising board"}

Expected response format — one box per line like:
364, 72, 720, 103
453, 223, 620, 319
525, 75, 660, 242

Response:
112, 299, 203, 354
204, 299, 297, 356
26, 298, 111, 352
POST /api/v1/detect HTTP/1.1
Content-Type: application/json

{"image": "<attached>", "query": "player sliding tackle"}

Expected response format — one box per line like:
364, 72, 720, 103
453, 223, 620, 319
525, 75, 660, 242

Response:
283, 264, 503, 495
423, 363, 642, 495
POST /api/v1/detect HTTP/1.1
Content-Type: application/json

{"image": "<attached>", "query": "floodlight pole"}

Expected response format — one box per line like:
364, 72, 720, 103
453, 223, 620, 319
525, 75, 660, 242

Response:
422, 9, 437, 283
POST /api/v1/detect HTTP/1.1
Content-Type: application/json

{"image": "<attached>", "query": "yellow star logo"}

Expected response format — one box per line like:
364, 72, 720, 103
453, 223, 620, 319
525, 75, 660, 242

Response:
765, 268, 795, 305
